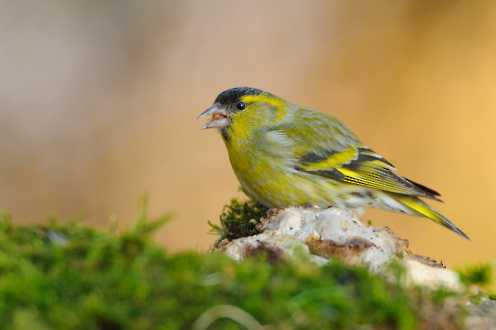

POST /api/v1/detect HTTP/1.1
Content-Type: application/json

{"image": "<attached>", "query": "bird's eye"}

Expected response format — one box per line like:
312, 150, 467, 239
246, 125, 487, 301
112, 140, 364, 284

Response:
236, 102, 246, 110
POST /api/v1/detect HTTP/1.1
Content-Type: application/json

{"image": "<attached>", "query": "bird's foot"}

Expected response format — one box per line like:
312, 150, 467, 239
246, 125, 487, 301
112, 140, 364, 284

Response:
266, 208, 283, 218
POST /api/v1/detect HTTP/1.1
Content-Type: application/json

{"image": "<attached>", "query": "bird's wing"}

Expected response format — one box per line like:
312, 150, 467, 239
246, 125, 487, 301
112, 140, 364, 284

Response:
272, 107, 362, 157
297, 146, 441, 199
274, 107, 441, 200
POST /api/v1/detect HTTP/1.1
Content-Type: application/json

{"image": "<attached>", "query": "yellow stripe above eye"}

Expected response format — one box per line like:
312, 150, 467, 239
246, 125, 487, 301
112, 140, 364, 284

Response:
241, 95, 284, 108
241, 95, 287, 121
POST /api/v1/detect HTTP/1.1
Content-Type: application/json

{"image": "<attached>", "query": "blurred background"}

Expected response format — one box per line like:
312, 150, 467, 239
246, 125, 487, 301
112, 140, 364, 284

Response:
1, 0, 495, 267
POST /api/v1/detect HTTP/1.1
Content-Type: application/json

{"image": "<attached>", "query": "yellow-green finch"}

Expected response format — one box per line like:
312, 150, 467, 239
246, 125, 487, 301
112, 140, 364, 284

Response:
199, 87, 468, 239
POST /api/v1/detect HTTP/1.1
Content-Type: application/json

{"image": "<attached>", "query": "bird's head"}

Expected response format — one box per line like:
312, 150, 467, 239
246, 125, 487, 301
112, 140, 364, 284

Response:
199, 87, 286, 132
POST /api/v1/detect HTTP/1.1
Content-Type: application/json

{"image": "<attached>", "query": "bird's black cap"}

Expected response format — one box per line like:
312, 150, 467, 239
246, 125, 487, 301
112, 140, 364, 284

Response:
214, 87, 264, 106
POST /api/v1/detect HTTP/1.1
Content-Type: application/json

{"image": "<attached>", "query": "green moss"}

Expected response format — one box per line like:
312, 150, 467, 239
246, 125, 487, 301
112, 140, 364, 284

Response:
209, 199, 268, 241
0, 203, 468, 330
458, 263, 496, 303
459, 264, 492, 287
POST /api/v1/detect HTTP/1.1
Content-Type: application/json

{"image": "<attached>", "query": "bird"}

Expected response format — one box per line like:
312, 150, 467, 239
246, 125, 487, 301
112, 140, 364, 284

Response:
199, 87, 469, 239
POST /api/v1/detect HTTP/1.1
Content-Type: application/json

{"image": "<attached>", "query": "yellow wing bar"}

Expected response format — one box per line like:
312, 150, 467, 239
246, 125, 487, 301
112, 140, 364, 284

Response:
297, 147, 441, 199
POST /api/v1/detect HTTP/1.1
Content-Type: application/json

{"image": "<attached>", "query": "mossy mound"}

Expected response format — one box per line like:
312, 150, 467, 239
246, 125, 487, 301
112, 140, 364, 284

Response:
209, 198, 269, 241
0, 201, 488, 329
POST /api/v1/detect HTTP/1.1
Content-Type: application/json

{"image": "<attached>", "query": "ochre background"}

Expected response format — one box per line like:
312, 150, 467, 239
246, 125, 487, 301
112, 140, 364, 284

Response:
1, 1, 495, 267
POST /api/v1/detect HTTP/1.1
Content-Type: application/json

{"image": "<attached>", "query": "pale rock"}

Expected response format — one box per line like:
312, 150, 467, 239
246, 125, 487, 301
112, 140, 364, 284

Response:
217, 207, 462, 290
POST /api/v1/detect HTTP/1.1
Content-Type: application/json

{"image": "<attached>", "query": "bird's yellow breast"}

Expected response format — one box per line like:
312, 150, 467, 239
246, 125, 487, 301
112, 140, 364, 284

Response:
223, 122, 338, 208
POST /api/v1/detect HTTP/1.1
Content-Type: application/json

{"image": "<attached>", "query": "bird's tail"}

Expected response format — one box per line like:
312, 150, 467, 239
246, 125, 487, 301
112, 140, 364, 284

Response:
390, 194, 469, 240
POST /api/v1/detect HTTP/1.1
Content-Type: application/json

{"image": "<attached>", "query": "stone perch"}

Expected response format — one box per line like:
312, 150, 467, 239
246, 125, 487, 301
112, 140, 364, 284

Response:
216, 207, 461, 291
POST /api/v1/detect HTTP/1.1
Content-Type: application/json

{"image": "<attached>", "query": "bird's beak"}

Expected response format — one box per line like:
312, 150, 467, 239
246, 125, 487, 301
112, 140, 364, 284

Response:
197, 104, 229, 129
